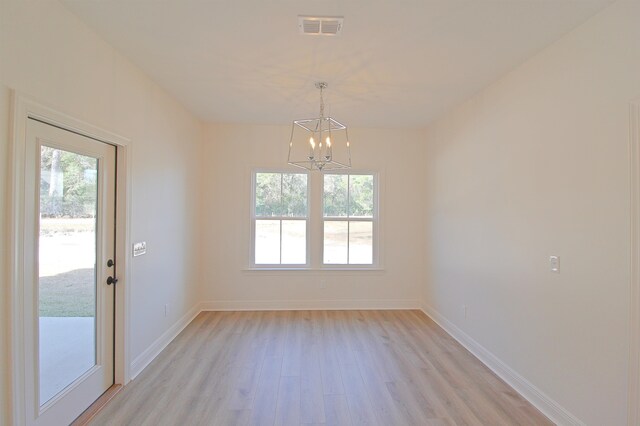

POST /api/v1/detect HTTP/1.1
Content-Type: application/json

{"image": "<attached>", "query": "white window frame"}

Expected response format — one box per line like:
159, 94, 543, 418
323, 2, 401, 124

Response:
250, 169, 311, 268
321, 171, 379, 268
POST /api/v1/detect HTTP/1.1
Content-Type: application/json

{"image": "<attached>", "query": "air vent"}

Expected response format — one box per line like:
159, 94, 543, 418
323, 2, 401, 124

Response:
298, 16, 344, 36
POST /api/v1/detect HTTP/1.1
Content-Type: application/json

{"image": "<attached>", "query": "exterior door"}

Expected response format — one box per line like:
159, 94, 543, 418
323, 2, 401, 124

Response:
24, 118, 116, 425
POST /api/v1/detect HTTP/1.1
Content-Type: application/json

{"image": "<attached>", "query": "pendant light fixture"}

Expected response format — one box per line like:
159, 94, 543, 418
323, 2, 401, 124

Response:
287, 82, 351, 171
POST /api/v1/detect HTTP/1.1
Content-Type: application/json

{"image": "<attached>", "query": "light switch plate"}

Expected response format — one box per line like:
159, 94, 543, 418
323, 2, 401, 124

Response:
549, 255, 560, 273
133, 241, 147, 257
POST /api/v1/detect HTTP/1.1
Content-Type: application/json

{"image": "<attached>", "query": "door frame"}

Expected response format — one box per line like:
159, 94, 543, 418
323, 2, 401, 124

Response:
630, 99, 640, 426
8, 92, 132, 425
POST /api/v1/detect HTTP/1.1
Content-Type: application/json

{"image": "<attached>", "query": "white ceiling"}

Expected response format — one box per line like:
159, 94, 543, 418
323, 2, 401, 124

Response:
61, 0, 613, 128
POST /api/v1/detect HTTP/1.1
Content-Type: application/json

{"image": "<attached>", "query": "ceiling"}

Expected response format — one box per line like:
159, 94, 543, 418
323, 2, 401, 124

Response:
61, 0, 613, 128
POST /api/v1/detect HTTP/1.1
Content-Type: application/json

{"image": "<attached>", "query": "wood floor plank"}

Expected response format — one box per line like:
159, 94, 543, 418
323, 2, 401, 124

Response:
353, 348, 412, 425
300, 344, 326, 424
88, 310, 553, 426
338, 361, 378, 425
281, 311, 303, 377
324, 394, 353, 426
249, 355, 282, 426
274, 375, 301, 426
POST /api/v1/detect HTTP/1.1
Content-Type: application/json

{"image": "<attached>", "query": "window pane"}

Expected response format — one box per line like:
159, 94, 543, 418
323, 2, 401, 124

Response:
323, 174, 348, 217
255, 173, 282, 216
348, 175, 374, 217
255, 220, 280, 264
349, 221, 373, 264
39, 146, 97, 404
281, 220, 306, 264
324, 221, 348, 264
282, 173, 307, 217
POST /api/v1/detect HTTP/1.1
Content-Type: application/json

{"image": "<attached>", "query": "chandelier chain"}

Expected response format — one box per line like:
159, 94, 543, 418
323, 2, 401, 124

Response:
319, 84, 325, 118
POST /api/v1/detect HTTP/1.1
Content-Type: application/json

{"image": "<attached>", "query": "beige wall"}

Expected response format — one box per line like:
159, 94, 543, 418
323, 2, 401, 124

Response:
201, 123, 426, 309
423, 0, 640, 424
0, 1, 203, 423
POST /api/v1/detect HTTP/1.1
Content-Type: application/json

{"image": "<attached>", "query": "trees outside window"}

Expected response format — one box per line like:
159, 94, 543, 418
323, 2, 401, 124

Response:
323, 174, 375, 265
253, 172, 308, 265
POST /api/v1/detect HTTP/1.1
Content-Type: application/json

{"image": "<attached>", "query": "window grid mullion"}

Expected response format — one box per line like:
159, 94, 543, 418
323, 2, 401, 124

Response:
346, 174, 351, 264
322, 217, 371, 221
280, 174, 284, 264
279, 219, 282, 264
256, 216, 306, 221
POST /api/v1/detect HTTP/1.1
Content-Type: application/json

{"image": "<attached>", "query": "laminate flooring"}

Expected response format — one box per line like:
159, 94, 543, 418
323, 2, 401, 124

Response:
89, 310, 553, 426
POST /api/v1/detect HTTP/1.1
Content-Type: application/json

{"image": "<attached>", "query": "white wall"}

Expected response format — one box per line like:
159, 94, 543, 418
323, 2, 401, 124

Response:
423, 0, 640, 424
0, 83, 11, 426
0, 1, 203, 424
201, 123, 426, 309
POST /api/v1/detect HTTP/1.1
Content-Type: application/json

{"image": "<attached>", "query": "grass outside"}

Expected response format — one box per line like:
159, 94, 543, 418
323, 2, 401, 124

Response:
40, 217, 94, 236
39, 268, 95, 317
39, 218, 96, 317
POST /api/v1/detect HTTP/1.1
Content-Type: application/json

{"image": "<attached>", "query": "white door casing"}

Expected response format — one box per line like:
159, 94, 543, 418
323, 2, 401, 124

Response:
9, 93, 132, 426
24, 118, 115, 425
629, 100, 640, 426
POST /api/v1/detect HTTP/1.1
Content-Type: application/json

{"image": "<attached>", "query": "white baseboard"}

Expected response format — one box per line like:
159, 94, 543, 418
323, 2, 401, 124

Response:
129, 303, 201, 380
200, 298, 420, 311
421, 303, 584, 426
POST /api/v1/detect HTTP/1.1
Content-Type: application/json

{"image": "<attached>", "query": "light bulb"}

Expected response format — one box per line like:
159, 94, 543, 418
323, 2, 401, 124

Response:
326, 137, 331, 147
309, 136, 316, 160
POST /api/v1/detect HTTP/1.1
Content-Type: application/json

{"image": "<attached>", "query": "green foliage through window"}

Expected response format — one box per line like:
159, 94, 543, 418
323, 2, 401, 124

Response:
40, 146, 97, 218
255, 172, 307, 217
323, 174, 374, 218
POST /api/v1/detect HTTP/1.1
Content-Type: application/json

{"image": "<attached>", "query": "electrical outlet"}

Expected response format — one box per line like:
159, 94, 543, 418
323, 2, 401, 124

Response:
319, 279, 327, 289
549, 255, 560, 273
164, 304, 168, 317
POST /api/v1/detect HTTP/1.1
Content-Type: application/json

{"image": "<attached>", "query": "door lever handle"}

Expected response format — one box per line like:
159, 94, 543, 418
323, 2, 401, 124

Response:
106, 276, 118, 285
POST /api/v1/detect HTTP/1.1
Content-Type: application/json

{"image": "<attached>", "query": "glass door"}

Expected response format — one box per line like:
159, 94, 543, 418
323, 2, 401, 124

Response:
25, 118, 116, 425
38, 146, 99, 404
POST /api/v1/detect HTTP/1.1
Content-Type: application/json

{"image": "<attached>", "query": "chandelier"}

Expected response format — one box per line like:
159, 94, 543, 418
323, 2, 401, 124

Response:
287, 82, 351, 171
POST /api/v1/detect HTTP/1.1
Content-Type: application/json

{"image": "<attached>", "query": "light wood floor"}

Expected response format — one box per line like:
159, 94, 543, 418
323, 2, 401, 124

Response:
89, 310, 553, 426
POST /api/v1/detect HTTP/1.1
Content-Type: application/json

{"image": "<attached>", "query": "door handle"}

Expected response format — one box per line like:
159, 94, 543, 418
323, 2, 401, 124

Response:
106, 276, 118, 285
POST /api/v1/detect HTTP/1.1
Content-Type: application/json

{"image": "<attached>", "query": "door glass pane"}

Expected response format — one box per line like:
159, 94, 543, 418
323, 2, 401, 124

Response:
349, 221, 373, 264
324, 221, 348, 264
281, 220, 306, 264
39, 146, 97, 405
255, 220, 280, 264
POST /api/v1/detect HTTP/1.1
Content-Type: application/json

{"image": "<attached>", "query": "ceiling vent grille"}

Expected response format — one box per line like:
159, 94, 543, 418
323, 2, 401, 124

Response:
298, 16, 344, 36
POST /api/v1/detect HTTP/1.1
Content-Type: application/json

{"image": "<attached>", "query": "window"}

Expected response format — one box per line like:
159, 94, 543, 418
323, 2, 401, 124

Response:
323, 173, 375, 265
253, 172, 308, 265
251, 171, 378, 269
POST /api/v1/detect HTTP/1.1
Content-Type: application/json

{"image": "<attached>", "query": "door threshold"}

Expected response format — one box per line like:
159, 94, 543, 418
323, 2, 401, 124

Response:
71, 384, 122, 426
